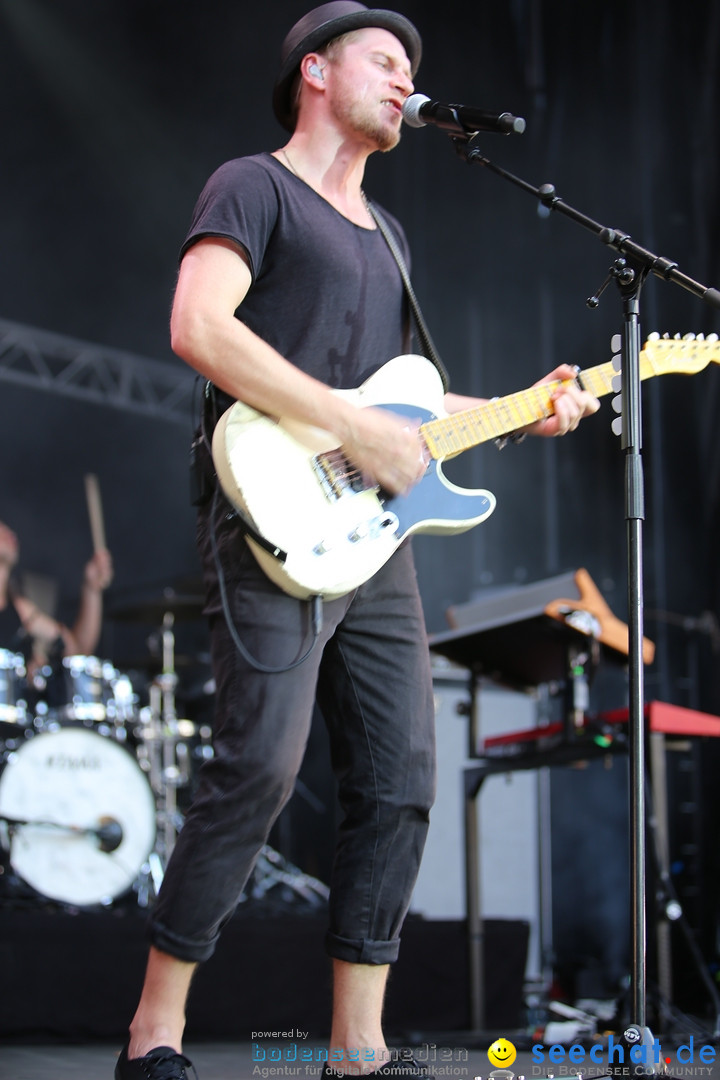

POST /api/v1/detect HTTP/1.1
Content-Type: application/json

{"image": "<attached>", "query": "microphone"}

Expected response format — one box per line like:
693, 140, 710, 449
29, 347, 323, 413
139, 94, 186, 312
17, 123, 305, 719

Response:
96, 817, 124, 854
402, 93, 526, 136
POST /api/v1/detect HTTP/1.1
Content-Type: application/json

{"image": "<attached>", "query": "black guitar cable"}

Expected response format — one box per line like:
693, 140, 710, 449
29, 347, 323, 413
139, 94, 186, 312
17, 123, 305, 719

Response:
194, 379, 324, 675
208, 489, 323, 674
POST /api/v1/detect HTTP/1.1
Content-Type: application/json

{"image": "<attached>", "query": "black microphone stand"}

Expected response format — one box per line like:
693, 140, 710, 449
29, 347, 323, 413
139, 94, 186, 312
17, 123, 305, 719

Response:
446, 130, 720, 1073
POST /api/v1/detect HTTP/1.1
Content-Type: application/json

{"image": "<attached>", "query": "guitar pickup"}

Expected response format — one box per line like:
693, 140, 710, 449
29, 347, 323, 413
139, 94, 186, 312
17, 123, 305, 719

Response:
312, 450, 365, 500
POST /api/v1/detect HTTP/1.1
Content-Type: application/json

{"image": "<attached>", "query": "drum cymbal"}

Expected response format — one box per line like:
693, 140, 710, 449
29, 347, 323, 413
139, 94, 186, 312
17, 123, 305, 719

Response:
110, 586, 205, 623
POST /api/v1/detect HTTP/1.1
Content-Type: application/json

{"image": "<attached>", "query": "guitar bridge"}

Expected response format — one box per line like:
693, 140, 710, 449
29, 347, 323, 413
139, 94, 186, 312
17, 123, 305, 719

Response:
312, 449, 364, 500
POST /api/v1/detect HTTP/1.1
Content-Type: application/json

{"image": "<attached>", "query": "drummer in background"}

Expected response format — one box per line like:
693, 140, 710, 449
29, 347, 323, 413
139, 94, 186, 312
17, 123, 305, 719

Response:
0, 520, 113, 666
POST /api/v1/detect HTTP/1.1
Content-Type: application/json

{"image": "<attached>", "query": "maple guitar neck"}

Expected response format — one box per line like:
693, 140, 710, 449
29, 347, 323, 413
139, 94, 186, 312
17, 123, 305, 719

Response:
421, 360, 628, 459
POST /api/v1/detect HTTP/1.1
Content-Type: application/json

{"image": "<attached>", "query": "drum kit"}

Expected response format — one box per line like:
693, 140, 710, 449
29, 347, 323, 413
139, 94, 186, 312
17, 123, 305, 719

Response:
0, 583, 329, 914
0, 588, 213, 910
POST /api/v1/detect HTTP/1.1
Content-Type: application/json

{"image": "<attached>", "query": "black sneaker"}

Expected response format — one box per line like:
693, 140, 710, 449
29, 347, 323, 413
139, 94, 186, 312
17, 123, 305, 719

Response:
322, 1055, 434, 1079
115, 1042, 198, 1079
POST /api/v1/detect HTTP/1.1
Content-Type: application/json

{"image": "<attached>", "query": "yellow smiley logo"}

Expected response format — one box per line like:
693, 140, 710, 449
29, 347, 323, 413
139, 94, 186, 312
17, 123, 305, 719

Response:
488, 1038, 517, 1069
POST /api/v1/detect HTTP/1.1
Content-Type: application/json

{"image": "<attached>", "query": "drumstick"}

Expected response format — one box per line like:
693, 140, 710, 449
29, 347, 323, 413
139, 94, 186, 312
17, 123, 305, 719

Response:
84, 473, 106, 552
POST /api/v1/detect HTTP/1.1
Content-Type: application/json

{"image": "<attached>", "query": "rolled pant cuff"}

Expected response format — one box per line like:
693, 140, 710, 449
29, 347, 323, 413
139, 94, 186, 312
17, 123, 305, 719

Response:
149, 918, 219, 964
325, 929, 401, 965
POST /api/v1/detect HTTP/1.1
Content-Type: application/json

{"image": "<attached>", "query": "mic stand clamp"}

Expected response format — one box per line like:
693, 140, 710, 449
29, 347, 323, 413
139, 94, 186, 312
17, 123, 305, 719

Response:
588, 258, 636, 308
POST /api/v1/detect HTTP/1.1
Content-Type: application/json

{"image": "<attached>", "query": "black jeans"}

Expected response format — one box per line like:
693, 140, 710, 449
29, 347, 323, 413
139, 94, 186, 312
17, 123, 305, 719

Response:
149, 494, 436, 966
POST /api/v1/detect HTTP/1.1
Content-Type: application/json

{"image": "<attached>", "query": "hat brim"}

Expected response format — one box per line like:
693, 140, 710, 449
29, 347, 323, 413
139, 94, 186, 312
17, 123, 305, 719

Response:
272, 8, 422, 131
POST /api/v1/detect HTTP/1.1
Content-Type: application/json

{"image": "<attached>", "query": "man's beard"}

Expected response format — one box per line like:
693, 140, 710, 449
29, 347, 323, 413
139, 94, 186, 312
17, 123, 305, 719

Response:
330, 87, 402, 152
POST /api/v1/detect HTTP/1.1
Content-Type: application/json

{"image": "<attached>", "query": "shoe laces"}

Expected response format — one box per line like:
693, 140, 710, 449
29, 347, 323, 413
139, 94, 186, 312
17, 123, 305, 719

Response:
142, 1047, 198, 1080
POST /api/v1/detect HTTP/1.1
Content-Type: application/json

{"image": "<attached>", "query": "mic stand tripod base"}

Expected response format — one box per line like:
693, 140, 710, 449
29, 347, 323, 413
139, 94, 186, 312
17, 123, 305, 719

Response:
599, 1024, 676, 1080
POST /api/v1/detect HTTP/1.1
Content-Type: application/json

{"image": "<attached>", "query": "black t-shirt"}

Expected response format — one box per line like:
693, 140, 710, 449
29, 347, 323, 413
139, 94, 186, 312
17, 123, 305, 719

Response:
181, 152, 412, 391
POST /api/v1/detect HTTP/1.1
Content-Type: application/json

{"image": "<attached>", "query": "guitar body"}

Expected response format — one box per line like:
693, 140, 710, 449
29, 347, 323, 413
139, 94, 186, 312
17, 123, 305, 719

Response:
212, 355, 496, 599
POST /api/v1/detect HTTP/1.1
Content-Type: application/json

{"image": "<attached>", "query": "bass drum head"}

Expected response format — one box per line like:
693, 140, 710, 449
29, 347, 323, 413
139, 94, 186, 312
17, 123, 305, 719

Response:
0, 727, 156, 906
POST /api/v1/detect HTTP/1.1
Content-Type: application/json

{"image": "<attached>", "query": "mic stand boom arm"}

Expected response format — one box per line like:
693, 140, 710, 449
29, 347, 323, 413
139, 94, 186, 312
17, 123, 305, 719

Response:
450, 131, 720, 1042
455, 134, 720, 306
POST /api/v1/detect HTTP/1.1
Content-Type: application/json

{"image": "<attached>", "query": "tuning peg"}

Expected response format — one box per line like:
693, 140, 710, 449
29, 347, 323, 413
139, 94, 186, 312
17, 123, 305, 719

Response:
697, 333, 705, 341
647, 331, 660, 342
612, 393, 623, 414
708, 333, 719, 342
683, 332, 696, 340
611, 416, 623, 437
611, 374, 622, 392
611, 333, 622, 352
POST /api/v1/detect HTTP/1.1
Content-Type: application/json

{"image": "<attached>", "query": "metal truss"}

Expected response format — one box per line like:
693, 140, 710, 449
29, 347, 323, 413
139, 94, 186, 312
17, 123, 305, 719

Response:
0, 318, 198, 426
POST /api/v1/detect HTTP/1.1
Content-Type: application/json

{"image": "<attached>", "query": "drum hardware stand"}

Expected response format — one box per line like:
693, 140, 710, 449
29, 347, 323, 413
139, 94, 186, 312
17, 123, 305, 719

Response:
431, 124, 720, 1059
135, 612, 194, 882
243, 844, 330, 908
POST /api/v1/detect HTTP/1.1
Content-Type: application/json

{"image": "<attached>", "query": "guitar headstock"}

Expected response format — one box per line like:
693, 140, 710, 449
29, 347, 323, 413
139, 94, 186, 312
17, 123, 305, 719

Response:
641, 332, 720, 376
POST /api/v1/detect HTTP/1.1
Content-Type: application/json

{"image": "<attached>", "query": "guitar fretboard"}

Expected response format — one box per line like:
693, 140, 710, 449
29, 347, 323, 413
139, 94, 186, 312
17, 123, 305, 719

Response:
421, 353, 671, 460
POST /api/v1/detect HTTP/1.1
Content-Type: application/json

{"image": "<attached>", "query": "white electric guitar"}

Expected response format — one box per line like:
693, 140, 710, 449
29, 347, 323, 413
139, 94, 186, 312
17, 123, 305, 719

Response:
212, 333, 720, 600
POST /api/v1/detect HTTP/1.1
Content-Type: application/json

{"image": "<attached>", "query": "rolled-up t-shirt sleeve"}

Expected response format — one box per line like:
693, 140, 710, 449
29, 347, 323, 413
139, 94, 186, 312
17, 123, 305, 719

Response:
179, 158, 280, 281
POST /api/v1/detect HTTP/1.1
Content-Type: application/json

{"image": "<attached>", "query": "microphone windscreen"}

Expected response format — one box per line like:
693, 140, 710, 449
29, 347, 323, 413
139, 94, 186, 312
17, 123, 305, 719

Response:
402, 93, 430, 128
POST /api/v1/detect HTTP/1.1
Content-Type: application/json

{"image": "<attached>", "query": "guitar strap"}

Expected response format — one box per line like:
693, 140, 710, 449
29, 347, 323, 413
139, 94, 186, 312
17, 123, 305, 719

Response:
364, 197, 450, 393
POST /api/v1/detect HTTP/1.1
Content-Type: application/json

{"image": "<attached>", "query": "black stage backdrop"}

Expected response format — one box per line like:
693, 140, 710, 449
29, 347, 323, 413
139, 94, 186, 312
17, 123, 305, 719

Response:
1, 0, 720, 1025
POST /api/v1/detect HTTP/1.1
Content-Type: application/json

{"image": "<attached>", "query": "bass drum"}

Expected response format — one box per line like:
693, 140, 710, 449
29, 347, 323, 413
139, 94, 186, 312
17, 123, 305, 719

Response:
0, 726, 156, 906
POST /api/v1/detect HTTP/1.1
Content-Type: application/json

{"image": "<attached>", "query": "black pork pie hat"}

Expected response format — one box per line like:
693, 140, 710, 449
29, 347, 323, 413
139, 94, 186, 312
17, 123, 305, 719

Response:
272, 1, 422, 131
